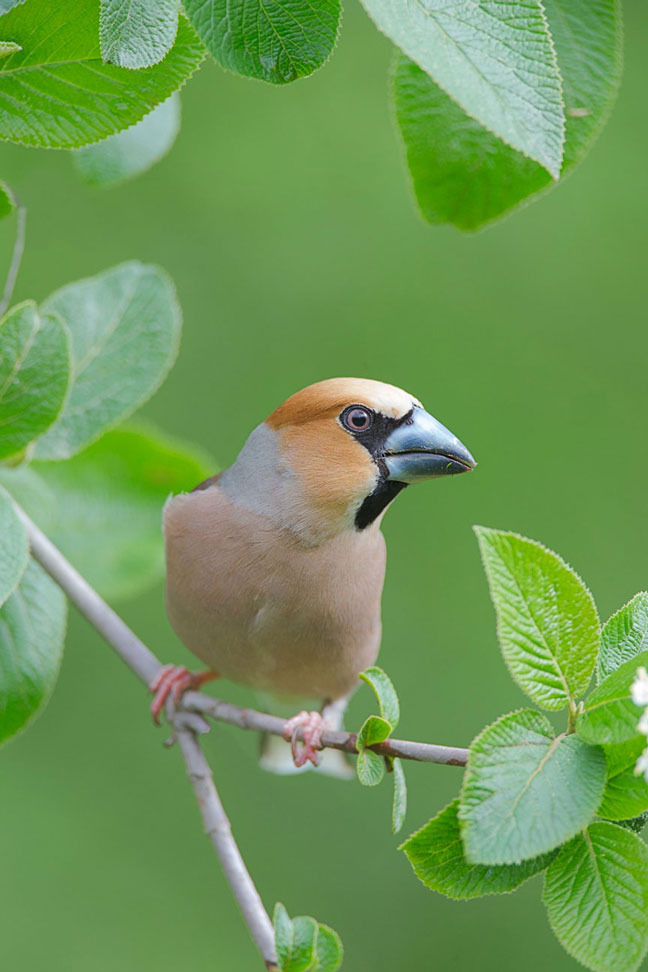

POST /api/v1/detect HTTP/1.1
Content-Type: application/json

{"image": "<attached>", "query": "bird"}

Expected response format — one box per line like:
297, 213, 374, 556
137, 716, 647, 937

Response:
156, 378, 475, 775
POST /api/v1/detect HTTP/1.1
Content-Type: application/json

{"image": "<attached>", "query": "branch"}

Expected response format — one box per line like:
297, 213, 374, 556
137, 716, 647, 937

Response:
17, 507, 469, 967
17, 508, 279, 969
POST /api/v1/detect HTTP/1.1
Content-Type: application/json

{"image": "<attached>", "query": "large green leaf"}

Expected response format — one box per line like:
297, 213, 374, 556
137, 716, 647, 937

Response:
0, 0, 203, 148
34, 262, 181, 460
543, 823, 648, 972
459, 710, 606, 865
100, 0, 179, 69
475, 527, 599, 710
392, 0, 621, 230
599, 738, 648, 821
183, 0, 340, 85
0, 557, 67, 745
3, 424, 213, 601
0, 301, 69, 460
73, 94, 180, 187
362, 0, 564, 177
0, 484, 27, 606
598, 592, 648, 683
402, 799, 555, 900
578, 650, 648, 745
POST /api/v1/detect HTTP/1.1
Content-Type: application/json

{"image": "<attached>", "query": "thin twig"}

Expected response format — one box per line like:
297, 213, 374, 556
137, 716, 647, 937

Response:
0, 200, 26, 317
183, 693, 469, 766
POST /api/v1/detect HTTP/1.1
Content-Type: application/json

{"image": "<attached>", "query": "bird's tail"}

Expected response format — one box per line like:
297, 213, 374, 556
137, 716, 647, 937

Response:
259, 731, 353, 779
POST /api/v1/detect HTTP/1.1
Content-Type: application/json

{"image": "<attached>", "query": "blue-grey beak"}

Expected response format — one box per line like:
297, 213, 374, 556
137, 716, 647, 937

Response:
383, 408, 476, 483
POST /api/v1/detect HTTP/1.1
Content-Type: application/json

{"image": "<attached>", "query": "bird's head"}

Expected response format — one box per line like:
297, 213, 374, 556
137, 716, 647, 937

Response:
219, 378, 475, 545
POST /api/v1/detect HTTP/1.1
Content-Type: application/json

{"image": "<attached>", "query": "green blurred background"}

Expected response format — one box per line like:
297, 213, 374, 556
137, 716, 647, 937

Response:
1, 2, 647, 969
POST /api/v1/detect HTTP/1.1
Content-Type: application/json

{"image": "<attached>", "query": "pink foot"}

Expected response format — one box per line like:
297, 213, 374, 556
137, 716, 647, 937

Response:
283, 710, 326, 768
149, 665, 219, 724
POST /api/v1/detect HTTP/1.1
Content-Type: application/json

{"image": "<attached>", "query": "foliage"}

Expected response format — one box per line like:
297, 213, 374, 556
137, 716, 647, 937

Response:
356, 665, 407, 834
273, 903, 343, 972
0, 246, 210, 744
401, 527, 648, 972
0, 0, 624, 229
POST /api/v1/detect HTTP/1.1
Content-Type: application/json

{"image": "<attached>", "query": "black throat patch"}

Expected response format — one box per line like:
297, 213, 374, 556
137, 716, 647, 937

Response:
355, 479, 407, 530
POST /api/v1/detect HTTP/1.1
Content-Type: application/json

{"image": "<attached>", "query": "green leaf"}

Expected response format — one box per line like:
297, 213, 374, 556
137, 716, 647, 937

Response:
543, 822, 648, 972
357, 715, 392, 750
362, 0, 564, 178
359, 666, 399, 728
34, 262, 181, 460
402, 799, 556, 899
600, 763, 648, 822
603, 736, 646, 777
599, 592, 648, 683
0, 40, 20, 57
577, 651, 648, 745
392, 0, 622, 231
0, 484, 27, 606
391, 757, 407, 834
0, 301, 69, 460
2, 423, 212, 601
73, 93, 180, 187
474, 527, 600, 711
356, 746, 385, 786
0, 0, 203, 149
100, 0, 179, 69
272, 904, 317, 972
459, 709, 606, 865
183, 0, 340, 85
314, 923, 343, 972
0, 179, 14, 218
273, 903, 293, 970
0, 557, 67, 745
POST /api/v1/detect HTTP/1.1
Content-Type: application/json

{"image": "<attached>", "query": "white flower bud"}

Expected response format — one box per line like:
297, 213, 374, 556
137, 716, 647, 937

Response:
635, 747, 648, 784
630, 667, 648, 707
638, 708, 648, 738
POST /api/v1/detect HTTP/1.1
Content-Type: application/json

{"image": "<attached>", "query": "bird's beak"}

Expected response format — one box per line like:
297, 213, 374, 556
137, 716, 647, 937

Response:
383, 408, 476, 483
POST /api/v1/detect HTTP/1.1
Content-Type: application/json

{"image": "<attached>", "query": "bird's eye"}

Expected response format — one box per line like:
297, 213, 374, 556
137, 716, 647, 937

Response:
341, 406, 373, 432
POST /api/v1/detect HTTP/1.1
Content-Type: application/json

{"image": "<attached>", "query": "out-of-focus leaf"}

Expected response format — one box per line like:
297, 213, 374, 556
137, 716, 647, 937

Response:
391, 757, 407, 834
0, 302, 69, 460
73, 94, 180, 187
0, 0, 203, 148
392, 0, 622, 230
459, 709, 606, 865
0, 179, 13, 217
314, 923, 343, 972
578, 651, 648, 745
35, 262, 181, 460
543, 823, 648, 972
0, 557, 66, 745
599, 592, 648, 682
0, 484, 27, 606
402, 799, 556, 899
474, 527, 599, 710
362, 0, 564, 177
2, 424, 213, 601
183, 0, 340, 85
100, 0, 179, 69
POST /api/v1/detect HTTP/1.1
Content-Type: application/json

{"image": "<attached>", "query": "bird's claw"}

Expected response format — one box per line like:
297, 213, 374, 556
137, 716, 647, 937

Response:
283, 710, 326, 768
149, 665, 219, 724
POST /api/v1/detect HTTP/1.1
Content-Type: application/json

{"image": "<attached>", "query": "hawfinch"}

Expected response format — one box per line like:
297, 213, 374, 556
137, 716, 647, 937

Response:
157, 378, 475, 776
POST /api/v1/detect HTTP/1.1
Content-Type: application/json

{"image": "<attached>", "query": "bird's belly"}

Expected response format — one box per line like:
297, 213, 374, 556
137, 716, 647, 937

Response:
165, 498, 385, 701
